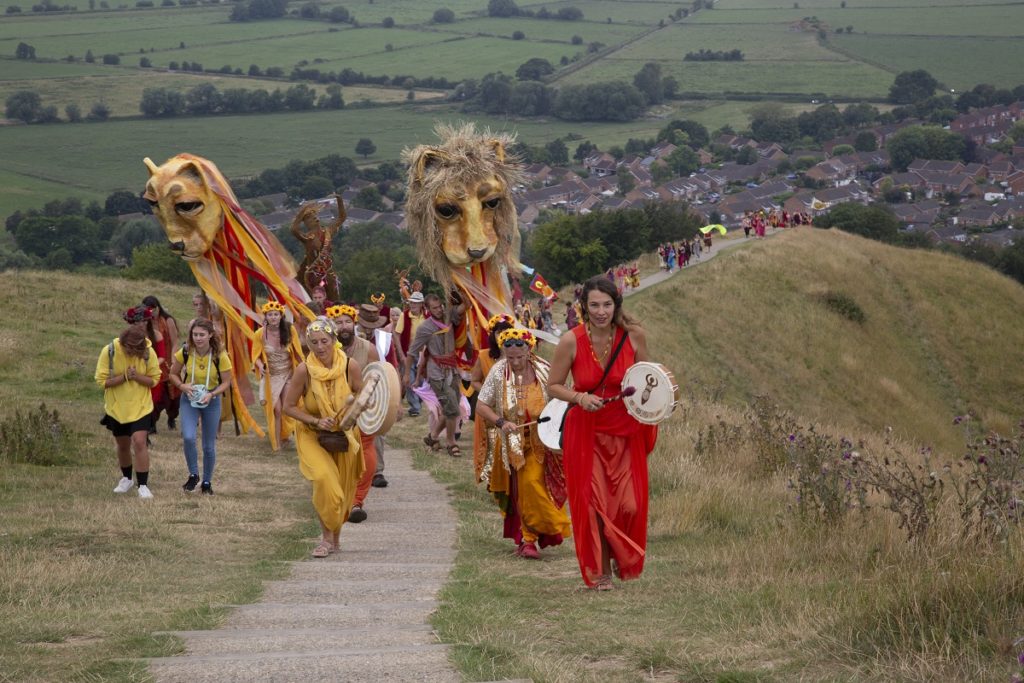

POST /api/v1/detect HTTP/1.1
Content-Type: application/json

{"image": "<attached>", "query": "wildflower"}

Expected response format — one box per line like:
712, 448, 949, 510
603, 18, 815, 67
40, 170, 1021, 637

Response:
788, 434, 796, 442
953, 415, 964, 425
841, 451, 852, 460
1018, 649, 1024, 666
978, 456, 987, 466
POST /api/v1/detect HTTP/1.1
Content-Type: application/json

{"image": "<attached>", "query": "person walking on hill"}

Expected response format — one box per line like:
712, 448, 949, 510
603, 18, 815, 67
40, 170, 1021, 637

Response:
142, 295, 179, 431
546, 277, 658, 590
408, 293, 463, 457
395, 291, 427, 418
251, 300, 303, 451
168, 319, 233, 495
96, 311, 162, 499
476, 328, 571, 560
283, 317, 364, 557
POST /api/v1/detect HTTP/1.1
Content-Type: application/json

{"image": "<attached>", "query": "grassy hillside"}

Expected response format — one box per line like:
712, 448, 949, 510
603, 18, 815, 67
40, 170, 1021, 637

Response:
629, 228, 1024, 454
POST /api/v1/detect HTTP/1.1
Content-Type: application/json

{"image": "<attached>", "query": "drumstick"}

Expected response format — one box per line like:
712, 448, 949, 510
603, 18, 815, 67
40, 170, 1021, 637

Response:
601, 386, 637, 405
509, 416, 552, 429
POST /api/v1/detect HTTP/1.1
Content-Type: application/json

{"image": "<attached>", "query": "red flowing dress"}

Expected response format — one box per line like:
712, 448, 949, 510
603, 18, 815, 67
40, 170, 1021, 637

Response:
563, 325, 657, 587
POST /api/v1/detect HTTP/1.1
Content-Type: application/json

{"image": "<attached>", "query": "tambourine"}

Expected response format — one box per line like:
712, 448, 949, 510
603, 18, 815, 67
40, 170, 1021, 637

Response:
538, 398, 569, 453
621, 362, 679, 425
338, 361, 401, 436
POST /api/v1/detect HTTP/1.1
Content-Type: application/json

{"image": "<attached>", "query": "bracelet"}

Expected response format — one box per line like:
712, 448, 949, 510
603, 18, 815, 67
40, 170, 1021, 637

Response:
575, 392, 583, 405
495, 418, 506, 428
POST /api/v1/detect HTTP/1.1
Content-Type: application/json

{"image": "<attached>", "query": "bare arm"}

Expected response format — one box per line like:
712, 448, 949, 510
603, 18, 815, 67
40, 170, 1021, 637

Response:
546, 331, 602, 412
629, 326, 649, 363
283, 363, 331, 429
469, 359, 484, 393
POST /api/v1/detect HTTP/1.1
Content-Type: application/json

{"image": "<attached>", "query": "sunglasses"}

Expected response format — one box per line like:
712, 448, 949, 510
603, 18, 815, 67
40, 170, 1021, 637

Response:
502, 339, 527, 348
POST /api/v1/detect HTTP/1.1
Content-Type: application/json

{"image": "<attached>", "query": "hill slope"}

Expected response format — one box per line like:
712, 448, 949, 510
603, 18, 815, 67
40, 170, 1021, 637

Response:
630, 228, 1024, 453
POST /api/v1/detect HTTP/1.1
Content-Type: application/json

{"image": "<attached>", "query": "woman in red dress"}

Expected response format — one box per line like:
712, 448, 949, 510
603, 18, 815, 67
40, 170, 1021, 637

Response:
547, 276, 658, 590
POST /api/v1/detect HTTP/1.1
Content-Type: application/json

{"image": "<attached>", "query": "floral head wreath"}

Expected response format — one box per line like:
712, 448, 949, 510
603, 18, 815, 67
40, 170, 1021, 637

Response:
497, 328, 536, 349
261, 300, 285, 314
306, 317, 336, 337
370, 293, 386, 306
325, 304, 358, 320
487, 313, 515, 331
123, 306, 154, 324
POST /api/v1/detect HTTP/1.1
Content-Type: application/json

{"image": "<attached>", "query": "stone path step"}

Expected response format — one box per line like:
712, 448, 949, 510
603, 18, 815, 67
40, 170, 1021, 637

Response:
147, 448, 462, 682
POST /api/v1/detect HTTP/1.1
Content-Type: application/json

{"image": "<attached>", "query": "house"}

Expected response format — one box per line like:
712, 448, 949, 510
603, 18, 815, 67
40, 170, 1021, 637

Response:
806, 157, 856, 187
624, 187, 662, 204
955, 206, 1000, 227
813, 183, 871, 208
748, 179, 794, 200
515, 200, 541, 229
522, 163, 553, 185
987, 160, 1016, 182
650, 142, 677, 160
344, 207, 381, 224
908, 159, 965, 174
926, 225, 968, 244
583, 152, 618, 177
836, 150, 891, 173
1006, 170, 1024, 195
975, 228, 1017, 248
984, 188, 1007, 202
912, 170, 974, 197
754, 142, 787, 160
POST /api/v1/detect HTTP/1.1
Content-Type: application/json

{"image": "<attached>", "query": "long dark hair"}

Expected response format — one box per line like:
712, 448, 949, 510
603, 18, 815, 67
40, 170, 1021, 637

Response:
142, 295, 174, 322
487, 320, 514, 360
273, 318, 293, 347
187, 318, 221, 357
580, 275, 639, 330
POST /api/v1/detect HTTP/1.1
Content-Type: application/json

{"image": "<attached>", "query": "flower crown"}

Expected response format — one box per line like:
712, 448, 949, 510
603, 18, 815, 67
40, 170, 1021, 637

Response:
123, 306, 154, 324
487, 313, 515, 331
325, 304, 358, 320
261, 300, 285, 314
497, 328, 536, 349
306, 317, 336, 336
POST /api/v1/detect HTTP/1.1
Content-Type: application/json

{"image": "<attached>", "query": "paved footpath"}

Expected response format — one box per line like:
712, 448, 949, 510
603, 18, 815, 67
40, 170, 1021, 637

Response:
147, 447, 464, 683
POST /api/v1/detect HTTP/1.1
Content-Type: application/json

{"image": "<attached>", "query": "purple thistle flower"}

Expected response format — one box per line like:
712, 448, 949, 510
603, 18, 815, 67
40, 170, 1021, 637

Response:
978, 456, 987, 465
788, 434, 796, 442
1017, 650, 1024, 666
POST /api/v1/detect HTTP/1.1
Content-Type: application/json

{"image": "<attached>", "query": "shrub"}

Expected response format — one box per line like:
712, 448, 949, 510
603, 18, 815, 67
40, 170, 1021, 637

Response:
785, 428, 867, 525
818, 291, 866, 324
511, 30, 524, 40
101, 53, 120, 64
0, 403, 77, 466
432, 6, 453, 23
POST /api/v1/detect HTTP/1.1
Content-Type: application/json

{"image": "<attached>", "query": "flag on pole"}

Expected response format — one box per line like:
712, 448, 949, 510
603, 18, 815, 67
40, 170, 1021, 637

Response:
529, 272, 556, 299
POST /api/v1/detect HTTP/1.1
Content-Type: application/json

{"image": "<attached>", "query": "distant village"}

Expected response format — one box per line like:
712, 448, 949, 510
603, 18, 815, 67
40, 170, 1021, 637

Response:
190, 101, 1024, 252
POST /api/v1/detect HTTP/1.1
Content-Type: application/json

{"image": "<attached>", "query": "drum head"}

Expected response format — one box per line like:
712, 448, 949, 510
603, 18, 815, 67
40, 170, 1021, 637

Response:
622, 362, 678, 425
357, 361, 401, 436
538, 399, 568, 453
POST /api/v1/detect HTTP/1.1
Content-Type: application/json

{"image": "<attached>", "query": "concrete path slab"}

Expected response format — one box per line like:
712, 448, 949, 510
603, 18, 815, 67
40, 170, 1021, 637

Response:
147, 447, 464, 683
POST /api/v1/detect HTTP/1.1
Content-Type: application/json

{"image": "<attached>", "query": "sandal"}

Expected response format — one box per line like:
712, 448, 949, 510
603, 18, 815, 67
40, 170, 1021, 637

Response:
311, 540, 333, 558
423, 435, 441, 451
593, 575, 614, 591
446, 444, 461, 458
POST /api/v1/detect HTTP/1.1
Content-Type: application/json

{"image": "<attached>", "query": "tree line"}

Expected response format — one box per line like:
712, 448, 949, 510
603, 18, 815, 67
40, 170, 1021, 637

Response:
684, 49, 744, 62
139, 83, 342, 117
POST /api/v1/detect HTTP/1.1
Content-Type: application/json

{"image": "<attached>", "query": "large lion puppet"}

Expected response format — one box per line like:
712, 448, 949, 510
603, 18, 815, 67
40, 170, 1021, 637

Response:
143, 153, 315, 436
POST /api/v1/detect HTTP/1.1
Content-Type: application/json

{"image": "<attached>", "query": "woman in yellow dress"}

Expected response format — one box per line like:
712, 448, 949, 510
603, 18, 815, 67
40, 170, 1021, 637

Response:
283, 317, 364, 557
251, 300, 303, 450
476, 328, 571, 559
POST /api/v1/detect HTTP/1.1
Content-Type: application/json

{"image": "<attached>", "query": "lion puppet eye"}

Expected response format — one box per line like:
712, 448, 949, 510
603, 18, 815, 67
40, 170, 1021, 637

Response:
435, 203, 460, 219
175, 201, 204, 217
482, 197, 502, 210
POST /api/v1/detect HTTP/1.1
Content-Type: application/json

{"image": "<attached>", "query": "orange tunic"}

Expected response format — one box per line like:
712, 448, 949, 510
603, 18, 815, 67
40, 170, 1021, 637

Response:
562, 325, 657, 587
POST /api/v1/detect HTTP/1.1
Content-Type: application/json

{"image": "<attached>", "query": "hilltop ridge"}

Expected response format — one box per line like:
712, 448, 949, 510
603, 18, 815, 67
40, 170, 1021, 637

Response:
630, 228, 1024, 452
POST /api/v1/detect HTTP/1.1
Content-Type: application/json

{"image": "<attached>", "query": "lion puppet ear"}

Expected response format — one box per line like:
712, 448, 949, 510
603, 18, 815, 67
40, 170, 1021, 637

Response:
411, 147, 450, 186
488, 139, 506, 164
144, 157, 160, 177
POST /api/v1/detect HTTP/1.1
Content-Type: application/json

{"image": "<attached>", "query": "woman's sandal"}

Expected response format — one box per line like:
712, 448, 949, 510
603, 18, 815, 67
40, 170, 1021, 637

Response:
593, 575, 614, 591
446, 444, 461, 458
423, 435, 441, 451
311, 540, 334, 558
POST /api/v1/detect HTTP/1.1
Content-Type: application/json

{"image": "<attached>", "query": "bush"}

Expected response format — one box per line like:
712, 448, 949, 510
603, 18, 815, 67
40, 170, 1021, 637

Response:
125, 242, 193, 284
818, 291, 866, 324
0, 403, 77, 466
101, 53, 120, 64
432, 7, 453, 23
511, 30, 524, 40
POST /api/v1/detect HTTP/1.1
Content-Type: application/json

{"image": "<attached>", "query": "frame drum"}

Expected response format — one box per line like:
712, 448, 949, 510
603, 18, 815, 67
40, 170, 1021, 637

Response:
356, 361, 401, 436
538, 398, 569, 452
621, 362, 678, 425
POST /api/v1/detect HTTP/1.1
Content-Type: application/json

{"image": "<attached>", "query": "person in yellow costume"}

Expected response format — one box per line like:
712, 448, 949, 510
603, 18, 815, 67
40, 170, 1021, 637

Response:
475, 327, 571, 559
283, 317, 365, 558
95, 314, 163, 499
251, 300, 303, 451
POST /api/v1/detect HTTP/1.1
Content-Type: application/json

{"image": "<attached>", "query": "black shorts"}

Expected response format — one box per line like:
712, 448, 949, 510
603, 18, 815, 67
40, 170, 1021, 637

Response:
100, 413, 152, 437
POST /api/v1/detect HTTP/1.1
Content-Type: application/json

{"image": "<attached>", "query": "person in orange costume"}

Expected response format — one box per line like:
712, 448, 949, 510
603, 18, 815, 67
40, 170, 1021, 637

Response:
546, 276, 657, 591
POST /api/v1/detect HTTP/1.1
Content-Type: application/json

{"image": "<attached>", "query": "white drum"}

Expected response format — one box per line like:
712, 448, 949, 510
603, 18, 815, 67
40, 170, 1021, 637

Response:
621, 362, 679, 425
349, 361, 401, 436
538, 398, 569, 452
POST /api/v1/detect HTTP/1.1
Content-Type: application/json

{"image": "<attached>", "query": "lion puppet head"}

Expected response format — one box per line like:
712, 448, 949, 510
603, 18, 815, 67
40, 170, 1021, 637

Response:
403, 123, 523, 291
142, 154, 233, 261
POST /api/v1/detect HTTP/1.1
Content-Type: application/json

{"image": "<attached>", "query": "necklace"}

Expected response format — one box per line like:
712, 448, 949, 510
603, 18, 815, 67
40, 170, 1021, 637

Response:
587, 324, 613, 365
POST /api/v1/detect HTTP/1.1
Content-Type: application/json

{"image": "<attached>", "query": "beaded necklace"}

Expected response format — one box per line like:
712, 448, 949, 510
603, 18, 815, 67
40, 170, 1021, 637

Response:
586, 323, 614, 366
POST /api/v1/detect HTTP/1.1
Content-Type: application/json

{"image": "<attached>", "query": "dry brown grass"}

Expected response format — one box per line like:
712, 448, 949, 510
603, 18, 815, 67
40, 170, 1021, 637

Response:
0, 271, 315, 682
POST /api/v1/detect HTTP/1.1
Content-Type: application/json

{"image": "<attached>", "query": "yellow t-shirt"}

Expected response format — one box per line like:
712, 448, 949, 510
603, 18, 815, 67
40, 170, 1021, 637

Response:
94, 339, 162, 423
173, 347, 233, 390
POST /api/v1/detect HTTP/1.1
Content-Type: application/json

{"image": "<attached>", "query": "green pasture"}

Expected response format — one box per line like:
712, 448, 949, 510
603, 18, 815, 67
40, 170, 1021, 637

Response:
716, 0, 1007, 7
609, 21, 847, 63
0, 68, 441, 119
689, 5, 1024, 36
0, 5, 225, 40
149, 26, 442, 70
436, 15, 648, 45
0, 58, 113, 79
833, 34, 1024, 91
526, 0, 684, 25
315, 0, 489, 25
0, 168, 100, 220
319, 35, 576, 80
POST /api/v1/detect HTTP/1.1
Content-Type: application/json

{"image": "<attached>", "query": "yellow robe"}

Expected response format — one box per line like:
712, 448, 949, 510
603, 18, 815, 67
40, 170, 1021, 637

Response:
250, 326, 304, 450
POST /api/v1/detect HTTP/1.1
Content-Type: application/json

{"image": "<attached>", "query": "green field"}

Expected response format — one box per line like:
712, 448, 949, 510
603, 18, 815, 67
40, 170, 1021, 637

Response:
528, 0, 688, 24
438, 16, 648, 44
833, 34, 1024, 91
690, 5, 1024, 36
717, 0, 1009, 6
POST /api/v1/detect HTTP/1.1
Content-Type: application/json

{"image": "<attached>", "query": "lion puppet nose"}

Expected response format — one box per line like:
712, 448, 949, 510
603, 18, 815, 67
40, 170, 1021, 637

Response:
169, 241, 186, 253
467, 248, 487, 260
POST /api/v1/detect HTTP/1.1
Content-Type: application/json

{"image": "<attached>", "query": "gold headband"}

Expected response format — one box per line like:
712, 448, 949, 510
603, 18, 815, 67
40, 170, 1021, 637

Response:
325, 304, 357, 320
370, 293, 386, 306
497, 328, 536, 349
306, 318, 336, 337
